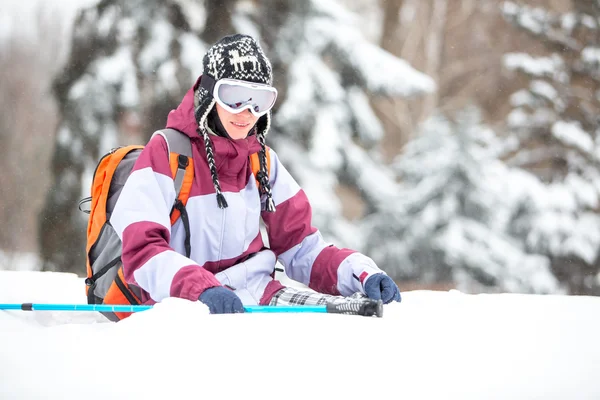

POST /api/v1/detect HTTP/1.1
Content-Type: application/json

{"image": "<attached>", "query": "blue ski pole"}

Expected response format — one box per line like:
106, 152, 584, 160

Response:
0, 301, 383, 317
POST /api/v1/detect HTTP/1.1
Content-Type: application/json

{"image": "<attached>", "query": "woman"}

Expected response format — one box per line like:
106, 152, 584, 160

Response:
111, 34, 401, 314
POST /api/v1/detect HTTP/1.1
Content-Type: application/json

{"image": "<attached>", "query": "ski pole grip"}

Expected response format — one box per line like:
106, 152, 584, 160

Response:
326, 299, 383, 318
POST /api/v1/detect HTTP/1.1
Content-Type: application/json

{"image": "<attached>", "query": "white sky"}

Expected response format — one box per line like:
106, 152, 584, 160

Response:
1, 270, 599, 399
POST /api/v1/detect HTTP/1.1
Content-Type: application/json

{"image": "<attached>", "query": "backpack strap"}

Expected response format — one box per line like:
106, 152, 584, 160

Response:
250, 147, 271, 190
151, 129, 194, 257
152, 128, 193, 200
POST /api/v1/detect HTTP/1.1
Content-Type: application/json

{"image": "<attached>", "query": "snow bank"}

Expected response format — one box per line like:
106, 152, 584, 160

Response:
0, 271, 599, 399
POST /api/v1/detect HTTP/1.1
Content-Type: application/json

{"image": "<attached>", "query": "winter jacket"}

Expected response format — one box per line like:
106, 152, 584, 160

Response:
110, 82, 384, 306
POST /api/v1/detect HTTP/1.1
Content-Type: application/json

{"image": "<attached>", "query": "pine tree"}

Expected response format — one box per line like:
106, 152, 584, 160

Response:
246, 0, 435, 248
365, 107, 559, 293
502, 1, 600, 294
39, 0, 218, 272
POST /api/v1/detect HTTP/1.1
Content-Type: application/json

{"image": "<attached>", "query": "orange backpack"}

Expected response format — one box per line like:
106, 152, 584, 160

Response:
79, 128, 270, 321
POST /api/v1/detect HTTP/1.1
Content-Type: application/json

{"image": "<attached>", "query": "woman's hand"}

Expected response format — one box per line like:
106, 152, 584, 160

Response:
199, 286, 245, 314
364, 274, 401, 304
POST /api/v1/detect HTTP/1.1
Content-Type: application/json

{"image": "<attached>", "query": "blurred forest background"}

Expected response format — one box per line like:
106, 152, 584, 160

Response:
0, 0, 599, 296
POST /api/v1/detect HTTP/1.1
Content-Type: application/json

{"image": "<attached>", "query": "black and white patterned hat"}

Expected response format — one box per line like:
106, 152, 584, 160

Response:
194, 34, 275, 212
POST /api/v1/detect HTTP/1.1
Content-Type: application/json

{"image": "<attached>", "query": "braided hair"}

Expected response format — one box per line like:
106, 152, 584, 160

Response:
255, 116, 275, 212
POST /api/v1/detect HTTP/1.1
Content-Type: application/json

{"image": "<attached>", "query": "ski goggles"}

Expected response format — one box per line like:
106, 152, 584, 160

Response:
200, 75, 278, 117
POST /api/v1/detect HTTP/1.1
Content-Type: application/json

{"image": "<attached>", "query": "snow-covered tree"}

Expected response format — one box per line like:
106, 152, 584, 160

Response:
502, 1, 600, 294
241, 0, 435, 248
364, 107, 560, 294
39, 0, 212, 272
40, 0, 433, 273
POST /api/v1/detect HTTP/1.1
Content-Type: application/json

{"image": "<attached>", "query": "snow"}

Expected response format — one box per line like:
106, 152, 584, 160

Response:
344, 142, 400, 205
276, 53, 336, 137
178, 32, 208, 78
331, 27, 436, 96
522, 210, 600, 265
346, 87, 385, 144
97, 4, 118, 38
156, 60, 180, 95
1, 270, 599, 399
565, 173, 598, 209
581, 47, 600, 66
582, 15, 597, 29
509, 89, 536, 108
500, 0, 600, 281
139, 20, 173, 73
173, 0, 206, 32
437, 219, 558, 293
530, 80, 558, 103
516, 8, 545, 35
0, 251, 39, 272
310, 105, 346, 170
503, 53, 564, 78
561, 12, 577, 33
367, 110, 558, 291
551, 121, 594, 154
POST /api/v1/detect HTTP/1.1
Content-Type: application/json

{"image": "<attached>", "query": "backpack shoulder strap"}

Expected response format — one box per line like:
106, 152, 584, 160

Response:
153, 128, 192, 158
151, 129, 193, 199
250, 146, 271, 189
151, 129, 194, 257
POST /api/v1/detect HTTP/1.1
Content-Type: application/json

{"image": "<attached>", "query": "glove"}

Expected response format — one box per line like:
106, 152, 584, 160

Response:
199, 286, 245, 314
364, 274, 401, 304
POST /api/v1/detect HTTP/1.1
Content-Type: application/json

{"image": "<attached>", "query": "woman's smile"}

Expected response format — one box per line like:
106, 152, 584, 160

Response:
217, 104, 258, 139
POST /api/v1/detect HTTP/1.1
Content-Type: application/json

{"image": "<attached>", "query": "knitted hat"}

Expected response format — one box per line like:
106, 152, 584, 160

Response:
194, 34, 275, 212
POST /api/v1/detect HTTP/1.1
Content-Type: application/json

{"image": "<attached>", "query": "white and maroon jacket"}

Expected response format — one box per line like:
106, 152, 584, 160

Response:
110, 83, 383, 306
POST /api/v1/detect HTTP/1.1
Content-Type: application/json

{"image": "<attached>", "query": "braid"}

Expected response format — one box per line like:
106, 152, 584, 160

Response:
195, 97, 228, 209
199, 126, 228, 208
256, 130, 275, 212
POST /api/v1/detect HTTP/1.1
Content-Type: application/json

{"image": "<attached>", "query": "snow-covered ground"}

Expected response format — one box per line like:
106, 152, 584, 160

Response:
0, 269, 599, 400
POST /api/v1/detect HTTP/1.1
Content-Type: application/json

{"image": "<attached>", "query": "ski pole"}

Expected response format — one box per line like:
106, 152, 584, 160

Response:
0, 303, 153, 313
0, 301, 383, 317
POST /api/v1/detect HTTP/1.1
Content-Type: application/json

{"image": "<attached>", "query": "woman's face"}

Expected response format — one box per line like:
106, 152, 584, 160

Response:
216, 103, 259, 140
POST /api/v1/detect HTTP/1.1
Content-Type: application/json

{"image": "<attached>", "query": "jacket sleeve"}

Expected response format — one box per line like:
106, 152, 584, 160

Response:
110, 135, 221, 303
261, 150, 383, 296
